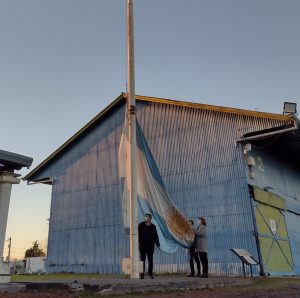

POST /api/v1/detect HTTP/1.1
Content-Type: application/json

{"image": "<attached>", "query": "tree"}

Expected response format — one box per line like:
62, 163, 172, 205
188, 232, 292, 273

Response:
24, 241, 46, 258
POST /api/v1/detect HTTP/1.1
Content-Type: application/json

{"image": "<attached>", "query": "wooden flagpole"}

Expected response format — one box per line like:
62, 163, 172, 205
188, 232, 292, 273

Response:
127, 0, 139, 279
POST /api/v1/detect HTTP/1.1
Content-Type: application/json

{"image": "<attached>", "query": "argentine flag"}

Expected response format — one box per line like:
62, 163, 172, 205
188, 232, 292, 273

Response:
119, 115, 195, 254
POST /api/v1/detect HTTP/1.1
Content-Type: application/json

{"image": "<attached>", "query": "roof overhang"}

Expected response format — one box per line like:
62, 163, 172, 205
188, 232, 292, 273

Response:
27, 177, 53, 185
237, 117, 300, 166
0, 149, 33, 172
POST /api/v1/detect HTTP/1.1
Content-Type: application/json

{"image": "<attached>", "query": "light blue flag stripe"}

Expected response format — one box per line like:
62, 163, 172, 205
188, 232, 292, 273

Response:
136, 121, 165, 188
135, 120, 195, 253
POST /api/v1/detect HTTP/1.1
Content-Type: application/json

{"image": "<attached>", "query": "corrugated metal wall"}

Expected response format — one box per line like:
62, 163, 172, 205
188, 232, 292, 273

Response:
137, 102, 289, 275
45, 102, 127, 273
32, 99, 291, 275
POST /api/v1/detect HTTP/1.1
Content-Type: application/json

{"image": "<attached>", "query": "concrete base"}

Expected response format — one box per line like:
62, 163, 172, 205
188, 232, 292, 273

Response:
0, 264, 11, 283
15, 275, 257, 295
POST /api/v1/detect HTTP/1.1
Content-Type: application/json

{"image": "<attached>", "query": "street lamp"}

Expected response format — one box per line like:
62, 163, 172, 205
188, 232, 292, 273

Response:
283, 102, 297, 115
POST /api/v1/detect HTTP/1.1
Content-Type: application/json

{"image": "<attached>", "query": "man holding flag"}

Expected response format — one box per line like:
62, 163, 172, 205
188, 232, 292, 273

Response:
138, 214, 160, 279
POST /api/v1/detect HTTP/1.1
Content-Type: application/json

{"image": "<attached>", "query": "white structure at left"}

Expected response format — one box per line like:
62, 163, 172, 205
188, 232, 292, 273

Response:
0, 149, 33, 283
25, 257, 46, 274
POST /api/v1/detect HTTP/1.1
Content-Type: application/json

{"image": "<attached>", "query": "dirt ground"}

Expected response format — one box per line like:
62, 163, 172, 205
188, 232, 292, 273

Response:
130, 278, 300, 298
0, 288, 299, 298
134, 286, 300, 298
0, 277, 299, 297
1, 288, 299, 298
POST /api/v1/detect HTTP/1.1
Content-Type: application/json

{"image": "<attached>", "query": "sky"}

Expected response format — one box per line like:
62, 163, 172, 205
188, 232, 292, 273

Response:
1, 0, 300, 259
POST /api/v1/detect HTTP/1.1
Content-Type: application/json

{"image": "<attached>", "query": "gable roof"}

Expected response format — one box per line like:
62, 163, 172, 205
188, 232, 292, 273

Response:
24, 92, 293, 182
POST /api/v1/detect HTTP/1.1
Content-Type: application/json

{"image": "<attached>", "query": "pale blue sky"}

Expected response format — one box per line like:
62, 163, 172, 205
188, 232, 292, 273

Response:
1, 0, 300, 258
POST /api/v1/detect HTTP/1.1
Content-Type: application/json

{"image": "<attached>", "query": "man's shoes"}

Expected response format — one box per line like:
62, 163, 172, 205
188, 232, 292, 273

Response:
149, 274, 154, 279
139, 273, 144, 279
200, 273, 208, 278
187, 273, 195, 277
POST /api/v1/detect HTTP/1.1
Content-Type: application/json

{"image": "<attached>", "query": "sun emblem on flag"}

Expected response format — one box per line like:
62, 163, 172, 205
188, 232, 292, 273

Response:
164, 207, 195, 245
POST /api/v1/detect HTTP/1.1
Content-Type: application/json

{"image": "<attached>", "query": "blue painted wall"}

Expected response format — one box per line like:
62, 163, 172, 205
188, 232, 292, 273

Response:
31, 99, 292, 274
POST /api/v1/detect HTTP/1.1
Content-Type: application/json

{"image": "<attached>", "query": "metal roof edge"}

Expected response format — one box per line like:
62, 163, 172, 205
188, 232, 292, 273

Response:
236, 118, 298, 143
134, 94, 291, 120
24, 93, 293, 182
23, 93, 126, 181
134, 94, 292, 121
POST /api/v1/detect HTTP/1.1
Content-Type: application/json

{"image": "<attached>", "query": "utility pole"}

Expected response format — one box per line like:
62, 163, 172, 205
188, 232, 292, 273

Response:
127, 0, 139, 279
7, 237, 11, 266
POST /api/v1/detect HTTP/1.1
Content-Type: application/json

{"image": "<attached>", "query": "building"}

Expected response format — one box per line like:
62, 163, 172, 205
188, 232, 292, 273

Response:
25, 257, 46, 274
0, 149, 33, 282
24, 94, 300, 276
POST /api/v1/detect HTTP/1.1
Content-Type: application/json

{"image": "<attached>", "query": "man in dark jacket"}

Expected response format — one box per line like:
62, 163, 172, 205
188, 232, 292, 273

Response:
138, 214, 160, 279
187, 220, 200, 277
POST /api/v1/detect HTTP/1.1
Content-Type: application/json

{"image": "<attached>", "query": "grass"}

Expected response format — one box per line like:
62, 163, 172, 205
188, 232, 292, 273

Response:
11, 273, 300, 285
11, 273, 123, 282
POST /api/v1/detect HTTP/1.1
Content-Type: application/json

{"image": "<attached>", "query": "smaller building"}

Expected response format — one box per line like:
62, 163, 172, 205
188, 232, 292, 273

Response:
25, 257, 46, 274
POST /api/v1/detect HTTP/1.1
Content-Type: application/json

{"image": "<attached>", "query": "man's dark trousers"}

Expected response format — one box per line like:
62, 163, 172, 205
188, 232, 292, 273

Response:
140, 245, 154, 275
199, 252, 208, 275
189, 246, 200, 275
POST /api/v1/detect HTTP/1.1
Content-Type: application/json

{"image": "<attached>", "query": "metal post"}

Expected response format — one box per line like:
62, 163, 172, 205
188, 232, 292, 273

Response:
7, 237, 11, 266
242, 262, 246, 277
248, 185, 265, 276
127, 0, 139, 279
